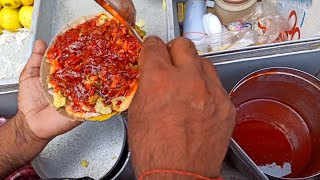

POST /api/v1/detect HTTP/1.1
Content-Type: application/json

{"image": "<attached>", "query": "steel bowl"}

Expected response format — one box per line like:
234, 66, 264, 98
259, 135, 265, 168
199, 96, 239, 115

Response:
229, 67, 320, 179
32, 115, 127, 179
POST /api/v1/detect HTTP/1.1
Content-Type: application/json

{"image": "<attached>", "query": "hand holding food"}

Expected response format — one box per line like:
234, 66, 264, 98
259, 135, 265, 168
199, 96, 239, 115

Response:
42, 14, 143, 121
18, 40, 82, 140
128, 37, 236, 179
0, 40, 82, 179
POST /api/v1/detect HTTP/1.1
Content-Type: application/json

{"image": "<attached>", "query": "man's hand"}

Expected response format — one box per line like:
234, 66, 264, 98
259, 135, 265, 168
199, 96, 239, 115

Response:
128, 37, 236, 179
0, 40, 80, 178
18, 40, 81, 140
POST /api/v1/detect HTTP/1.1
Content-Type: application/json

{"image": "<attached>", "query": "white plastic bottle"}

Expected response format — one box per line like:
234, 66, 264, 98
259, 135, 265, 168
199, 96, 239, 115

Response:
183, 0, 207, 41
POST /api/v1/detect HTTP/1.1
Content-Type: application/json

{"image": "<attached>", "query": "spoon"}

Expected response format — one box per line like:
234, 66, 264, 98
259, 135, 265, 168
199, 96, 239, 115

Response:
94, 0, 143, 43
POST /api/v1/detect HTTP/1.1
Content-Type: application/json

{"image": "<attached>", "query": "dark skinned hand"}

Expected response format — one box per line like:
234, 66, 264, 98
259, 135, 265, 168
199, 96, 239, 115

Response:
0, 40, 81, 178
18, 40, 81, 140
128, 36, 236, 180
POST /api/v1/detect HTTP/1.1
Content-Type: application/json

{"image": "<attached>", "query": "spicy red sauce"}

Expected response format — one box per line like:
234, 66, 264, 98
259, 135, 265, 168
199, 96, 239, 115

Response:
233, 118, 295, 175
232, 99, 311, 178
46, 15, 142, 112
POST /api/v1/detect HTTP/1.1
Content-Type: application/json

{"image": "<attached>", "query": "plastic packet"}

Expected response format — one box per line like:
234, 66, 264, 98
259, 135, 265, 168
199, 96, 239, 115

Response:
247, 1, 290, 44
195, 32, 236, 53
193, 1, 289, 53
255, 15, 289, 44
195, 29, 259, 54
228, 30, 259, 49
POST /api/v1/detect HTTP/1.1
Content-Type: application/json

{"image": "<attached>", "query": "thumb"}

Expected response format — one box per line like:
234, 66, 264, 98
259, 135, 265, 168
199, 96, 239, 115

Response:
20, 40, 47, 81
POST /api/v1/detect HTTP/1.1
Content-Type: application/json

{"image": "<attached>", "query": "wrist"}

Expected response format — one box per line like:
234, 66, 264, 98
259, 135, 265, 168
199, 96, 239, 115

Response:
133, 158, 221, 180
138, 169, 222, 180
141, 173, 194, 180
132, 140, 221, 179
136, 165, 221, 180
10, 111, 49, 164
13, 111, 50, 145
0, 112, 49, 178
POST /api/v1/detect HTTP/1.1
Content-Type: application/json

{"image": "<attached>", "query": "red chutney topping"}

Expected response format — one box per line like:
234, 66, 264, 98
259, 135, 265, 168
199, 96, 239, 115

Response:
46, 14, 142, 112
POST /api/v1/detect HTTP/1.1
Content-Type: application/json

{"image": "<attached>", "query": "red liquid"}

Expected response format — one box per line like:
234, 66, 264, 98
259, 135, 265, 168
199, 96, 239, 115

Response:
232, 99, 311, 178
233, 119, 294, 176
234, 119, 294, 166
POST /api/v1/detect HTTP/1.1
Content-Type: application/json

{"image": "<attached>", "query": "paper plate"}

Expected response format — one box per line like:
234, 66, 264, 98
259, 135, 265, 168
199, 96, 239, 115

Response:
40, 13, 120, 122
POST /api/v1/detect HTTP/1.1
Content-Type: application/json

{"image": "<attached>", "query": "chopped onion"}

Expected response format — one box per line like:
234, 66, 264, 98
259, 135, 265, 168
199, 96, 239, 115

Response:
48, 90, 54, 96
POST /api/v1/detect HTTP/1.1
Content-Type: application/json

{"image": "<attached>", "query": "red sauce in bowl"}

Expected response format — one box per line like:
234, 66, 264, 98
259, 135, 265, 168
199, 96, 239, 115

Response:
230, 68, 320, 178
232, 99, 311, 178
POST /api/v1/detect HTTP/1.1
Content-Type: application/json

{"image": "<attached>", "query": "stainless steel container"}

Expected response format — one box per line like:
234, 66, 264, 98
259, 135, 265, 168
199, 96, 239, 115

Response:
0, 3, 37, 94
230, 68, 320, 179
32, 116, 127, 179
215, 51, 320, 180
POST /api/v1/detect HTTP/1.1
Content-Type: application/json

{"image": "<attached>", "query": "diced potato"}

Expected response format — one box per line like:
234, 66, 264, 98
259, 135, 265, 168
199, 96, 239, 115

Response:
95, 98, 112, 115
66, 105, 73, 115
53, 91, 66, 108
48, 82, 54, 89
97, 14, 108, 26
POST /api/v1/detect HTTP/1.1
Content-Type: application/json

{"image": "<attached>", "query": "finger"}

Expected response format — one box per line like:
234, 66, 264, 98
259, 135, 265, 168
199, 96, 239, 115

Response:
167, 37, 199, 67
25, 40, 47, 69
201, 59, 221, 84
139, 36, 172, 72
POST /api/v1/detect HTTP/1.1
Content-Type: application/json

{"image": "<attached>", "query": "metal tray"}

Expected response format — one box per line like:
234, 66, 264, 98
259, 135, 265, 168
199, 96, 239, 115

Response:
0, 3, 38, 94
166, 0, 320, 62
